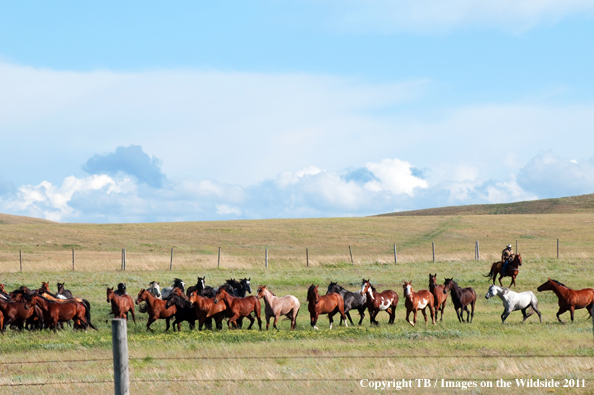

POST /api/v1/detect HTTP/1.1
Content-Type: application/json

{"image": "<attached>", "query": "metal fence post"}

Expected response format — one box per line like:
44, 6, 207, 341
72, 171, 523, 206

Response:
112, 319, 129, 395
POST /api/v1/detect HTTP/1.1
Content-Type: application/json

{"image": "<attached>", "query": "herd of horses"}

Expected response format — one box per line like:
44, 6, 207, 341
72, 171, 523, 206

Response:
1, 254, 593, 332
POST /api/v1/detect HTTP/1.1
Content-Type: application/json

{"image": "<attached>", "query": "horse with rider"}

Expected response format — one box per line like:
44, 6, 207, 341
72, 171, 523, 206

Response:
484, 244, 522, 287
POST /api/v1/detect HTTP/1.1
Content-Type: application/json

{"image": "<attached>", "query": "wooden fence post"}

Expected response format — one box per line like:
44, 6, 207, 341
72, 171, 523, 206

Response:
394, 244, 397, 264
217, 247, 221, 268
557, 238, 559, 259
72, 248, 75, 271
122, 248, 126, 271
265, 248, 268, 269
170, 247, 173, 271
476, 241, 480, 261
432, 242, 435, 262
19, 250, 22, 272
516, 240, 518, 254
349, 245, 354, 265
112, 318, 130, 395
306, 248, 309, 267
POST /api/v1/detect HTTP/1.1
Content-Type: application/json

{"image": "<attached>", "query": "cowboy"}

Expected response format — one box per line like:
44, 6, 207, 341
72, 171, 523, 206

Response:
501, 244, 514, 275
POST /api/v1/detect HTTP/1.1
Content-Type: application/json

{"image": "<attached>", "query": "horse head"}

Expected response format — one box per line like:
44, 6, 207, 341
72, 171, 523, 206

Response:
327, 282, 338, 294
213, 288, 229, 304
485, 284, 499, 299
57, 282, 64, 293
241, 278, 252, 294
443, 278, 454, 294
136, 289, 147, 304
360, 279, 372, 298
165, 294, 179, 309
537, 278, 556, 292
198, 277, 206, 290
188, 290, 199, 304
307, 285, 320, 304
256, 285, 267, 299
39, 282, 50, 294
106, 287, 115, 303
429, 274, 438, 289
402, 280, 413, 297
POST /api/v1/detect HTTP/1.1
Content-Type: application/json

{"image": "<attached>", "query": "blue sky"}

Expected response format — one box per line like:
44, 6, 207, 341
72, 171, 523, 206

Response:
1, 1, 594, 222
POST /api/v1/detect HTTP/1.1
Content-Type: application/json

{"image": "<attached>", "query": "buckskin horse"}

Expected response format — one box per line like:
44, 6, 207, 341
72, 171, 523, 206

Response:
307, 285, 346, 330
537, 279, 594, 323
359, 279, 397, 325
135, 289, 176, 332
484, 254, 522, 287
403, 280, 435, 327
256, 285, 300, 330
106, 287, 136, 324
443, 278, 476, 323
429, 274, 448, 322
213, 288, 262, 330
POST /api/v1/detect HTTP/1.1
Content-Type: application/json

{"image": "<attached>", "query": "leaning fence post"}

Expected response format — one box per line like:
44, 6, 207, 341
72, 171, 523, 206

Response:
432, 242, 435, 262
394, 244, 397, 264
349, 245, 354, 265
170, 247, 173, 271
112, 318, 130, 395
265, 248, 268, 269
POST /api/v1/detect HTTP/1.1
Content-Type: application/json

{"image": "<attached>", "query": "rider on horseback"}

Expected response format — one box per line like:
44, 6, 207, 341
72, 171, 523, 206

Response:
501, 244, 514, 275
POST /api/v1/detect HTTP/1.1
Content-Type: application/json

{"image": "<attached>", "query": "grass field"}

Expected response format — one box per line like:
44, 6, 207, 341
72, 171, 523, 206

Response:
1, 214, 594, 394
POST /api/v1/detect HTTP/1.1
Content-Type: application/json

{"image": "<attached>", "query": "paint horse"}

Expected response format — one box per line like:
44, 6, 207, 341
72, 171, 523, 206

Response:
213, 288, 262, 330
135, 289, 176, 331
359, 279, 397, 325
307, 285, 347, 330
327, 282, 366, 326
443, 278, 476, 323
106, 287, 136, 324
256, 285, 300, 330
485, 284, 541, 324
429, 274, 447, 322
484, 254, 522, 287
537, 279, 594, 323
403, 281, 435, 326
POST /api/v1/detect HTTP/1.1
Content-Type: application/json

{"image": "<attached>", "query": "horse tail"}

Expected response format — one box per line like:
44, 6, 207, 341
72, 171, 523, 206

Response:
483, 264, 496, 280
138, 302, 148, 314
82, 299, 98, 331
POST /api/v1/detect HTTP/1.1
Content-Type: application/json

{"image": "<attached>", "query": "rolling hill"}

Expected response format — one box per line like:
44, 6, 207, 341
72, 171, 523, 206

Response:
0, 213, 56, 225
376, 193, 594, 217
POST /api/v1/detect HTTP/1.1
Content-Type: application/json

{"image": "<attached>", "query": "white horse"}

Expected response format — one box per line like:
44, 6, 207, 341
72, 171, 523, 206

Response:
148, 281, 162, 299
485, 284, 542, 324
161, 278, 185, 299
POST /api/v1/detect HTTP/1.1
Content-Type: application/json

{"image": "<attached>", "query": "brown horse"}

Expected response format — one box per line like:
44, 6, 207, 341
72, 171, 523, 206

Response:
429, 274, 447, 322
307, 285, 346, 330
25, 294, 90, 331
38, 282, 51, 294
484, 253, 522, 287
443, 278, 476, 323
56, 282, 74, 299
135, 289, 176, 332
0, 298, 41, 331
187, 290, 227, 330
537, 279, 594, 323
107, 287, 136, 324
213, 288, 262, 330
256, 285, 300, 330
403, 281, 435, 326
359, 279, 397, 325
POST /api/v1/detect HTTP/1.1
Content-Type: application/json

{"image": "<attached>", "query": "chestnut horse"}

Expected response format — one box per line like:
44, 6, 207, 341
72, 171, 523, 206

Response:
187, 290, 227, 330
135, 289, 176, 332
24, 294, 90, 331
106, 287, 136, 324
0, 297, 41, 331
307, 285, 346, 330
256, 285, 300, 330
403, 281, 435, 326
213, 288, 262, 330
484, 254, 522, 287
359, 279, 397, 325
429, 274, 447, 322
537, 279, 594, 323
443, 278, 476, 323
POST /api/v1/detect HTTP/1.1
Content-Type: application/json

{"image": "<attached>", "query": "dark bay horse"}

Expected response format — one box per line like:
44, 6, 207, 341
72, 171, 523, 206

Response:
106, 287, 136, 324
443, 278, 476, 323
213, 288, 262, 330
359, 279, 397, 325
403, 281, 435, 326
57, 282, 74, 299
0, 297, 41, 331
484, 254, 522, 287
537, 279, 594, 323
307, 285, 346, 330
25, 295, 92, 331
429, 274, 447, 322
165, 289, 197, 331
326, 282, 366, 326
135, 289, 176, 332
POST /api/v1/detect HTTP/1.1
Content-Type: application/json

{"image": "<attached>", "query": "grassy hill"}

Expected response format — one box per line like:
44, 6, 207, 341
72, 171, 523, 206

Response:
0, 213, 55, 225
376, 193, 594, 216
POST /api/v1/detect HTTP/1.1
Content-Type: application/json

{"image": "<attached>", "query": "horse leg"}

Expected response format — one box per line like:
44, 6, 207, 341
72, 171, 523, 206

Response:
498, 273, 503, 287
273, 315, 279, 331
411, 309, 417, 327
556, 308, 567, 324
328, 312, 335, 330
357, 306, 365, 326
388, 305, 395, 325
501, 310, 510, 324
570, 306, 575, 323
165, 317, 171, 332
421, 308, 428, 325
266, 315, 271, 330
246, 314, 256, 330
345, 311, 355, 327
510, 275, 516, 288
455, 308, 462, 323
130, 308, 136, 325
311, 313, 319, 330
532, 304, 542, 323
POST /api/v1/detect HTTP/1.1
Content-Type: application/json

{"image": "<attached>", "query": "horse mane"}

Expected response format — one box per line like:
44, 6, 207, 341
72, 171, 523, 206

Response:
307, 285, 317, 298
550, 279, 568, 288
226, 278, 241, 288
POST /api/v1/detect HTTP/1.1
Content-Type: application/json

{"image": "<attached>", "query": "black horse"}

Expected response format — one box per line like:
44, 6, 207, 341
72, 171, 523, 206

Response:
443, 278, 476, 323
165, 293, 197, 331
225, 278, 252, 298
326, 282, 367, 326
